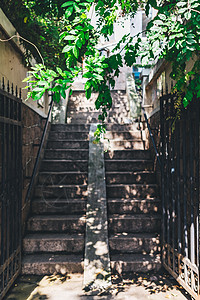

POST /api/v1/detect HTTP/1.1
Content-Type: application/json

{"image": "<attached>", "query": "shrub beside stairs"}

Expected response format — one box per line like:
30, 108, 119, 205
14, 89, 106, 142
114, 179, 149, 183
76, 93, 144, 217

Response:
22, 91, 161, 275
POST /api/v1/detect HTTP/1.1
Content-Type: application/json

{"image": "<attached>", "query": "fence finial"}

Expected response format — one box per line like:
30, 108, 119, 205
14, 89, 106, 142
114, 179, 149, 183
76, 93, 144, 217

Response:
11, 83, 14, 95
7, 80, 10, 93
15, 85, 18, 97
166, 83, 168, 94
2, 77, 5, 90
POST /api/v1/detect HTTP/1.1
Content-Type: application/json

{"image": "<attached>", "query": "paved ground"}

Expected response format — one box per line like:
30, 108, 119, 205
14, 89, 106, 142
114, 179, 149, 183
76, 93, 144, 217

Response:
5, 269, 191, 300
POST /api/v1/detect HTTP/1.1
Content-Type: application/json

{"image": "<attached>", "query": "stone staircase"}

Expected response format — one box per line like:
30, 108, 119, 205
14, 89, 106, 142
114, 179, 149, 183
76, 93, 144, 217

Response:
22, 89, 161, 275
22, 124, 90, 274
104, 125, 161, 274
67, 90, 131, 124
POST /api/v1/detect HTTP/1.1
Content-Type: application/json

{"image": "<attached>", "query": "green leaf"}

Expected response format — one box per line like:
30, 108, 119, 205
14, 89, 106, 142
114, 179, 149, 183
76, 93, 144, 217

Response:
76, 39, 82, 49
83, 72, 92, 78
185, 11, 191, 20
73, 46, 79, 58
65, 6, 74, 18
64, 35, 77, 41
85, 87, 92, 99
52, 85, 62, 92
48, 70, 57, 77
33, 92, 44, 101
61, 1, 74, 7
56, 67, 63, 75
61, 88, 66, 99
177, 1, 187, 7
32, 87, 44, 92
85, 32, 89, 40
93, 74, 104, 81
22, 75, 33, 82
62, 45, 73, 53
183, 97, 189, 107
85, 81, 92, 90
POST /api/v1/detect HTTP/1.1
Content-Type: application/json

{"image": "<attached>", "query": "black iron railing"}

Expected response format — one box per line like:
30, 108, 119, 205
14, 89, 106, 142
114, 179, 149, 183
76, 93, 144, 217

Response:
0, 80, 22, 300
25, 97, 53, 203
160, 92, 200, 299
141, 105, 161, 166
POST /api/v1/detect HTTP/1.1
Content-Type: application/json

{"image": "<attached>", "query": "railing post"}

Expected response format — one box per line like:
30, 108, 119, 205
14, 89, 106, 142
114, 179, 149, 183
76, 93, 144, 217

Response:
25, 97, 53, 203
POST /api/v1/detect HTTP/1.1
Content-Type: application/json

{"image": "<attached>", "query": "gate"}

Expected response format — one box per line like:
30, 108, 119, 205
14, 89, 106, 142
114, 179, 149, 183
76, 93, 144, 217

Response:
0, 81, 22, 299
160, 92, 200, 299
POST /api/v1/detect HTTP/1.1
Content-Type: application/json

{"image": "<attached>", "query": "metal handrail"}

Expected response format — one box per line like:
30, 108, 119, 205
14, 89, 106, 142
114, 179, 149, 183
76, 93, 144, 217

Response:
141, 105, 161, 167
25, 97, 54, 203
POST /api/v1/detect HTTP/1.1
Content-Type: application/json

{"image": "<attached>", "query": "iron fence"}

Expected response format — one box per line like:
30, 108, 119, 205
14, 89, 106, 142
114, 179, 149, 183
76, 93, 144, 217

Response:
160, 92, 200, 299
0, 80, 22, 299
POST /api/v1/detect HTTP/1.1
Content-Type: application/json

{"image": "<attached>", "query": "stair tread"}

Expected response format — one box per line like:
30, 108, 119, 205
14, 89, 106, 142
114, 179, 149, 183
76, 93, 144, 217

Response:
45, 149, 88, 152
105, 159, 152, 162
42, 159, 88, 162
39, 171, 87, 174
111, 253, 161, 262
106, 140, 146, 142
29, 215, 86, 220
106, 149, 149, 151
36, 184, 87, 188
105, 130, 145, 133
32, 198, 87, 202
108, 198, 160, 202
48, 139, 89, 142
23, 253, 83, 263
106, 183, 158, 187
106, 171, 154, 174
24, 233, 84, 240
110, 233, 160, 239
109, 214, 161, 219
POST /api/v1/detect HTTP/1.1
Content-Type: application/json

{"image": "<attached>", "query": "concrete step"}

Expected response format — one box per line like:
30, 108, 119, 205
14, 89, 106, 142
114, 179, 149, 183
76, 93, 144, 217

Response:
31, 199, 86, 215
104, 150, 151, 160
105, 131, 146, 141
67, 108, 98, 113
106, 123, 144, 131
67, 105, 97, 111
106, 184, 158, 199
50, 124, 90, 132
105, 118, 133, 124
22, 254, 83, 275
109, 233, 160, 254
110, 254, 161, 274
67, 117, 98, 124
108, 214, 161, 233
47, 140, 89, 149
23, 233, 84, 254
44, 149, 89, 160
105, 140, 146, 150
49, 131, 89, 141
67, 112, 99, 118
105, 160, 153, 172
27, 215, 86, 233
38, 172, 87, 185
106, 171, 155, 184
35, 184, 88, 199
67, 110, 98, 115
107, 199, 161, 215
41, 160, 88, 172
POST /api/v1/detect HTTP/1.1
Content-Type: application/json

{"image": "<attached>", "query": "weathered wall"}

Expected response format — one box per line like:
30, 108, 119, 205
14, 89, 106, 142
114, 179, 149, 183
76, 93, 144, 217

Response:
0, 8, 49, 116
21, 104, 50, 234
